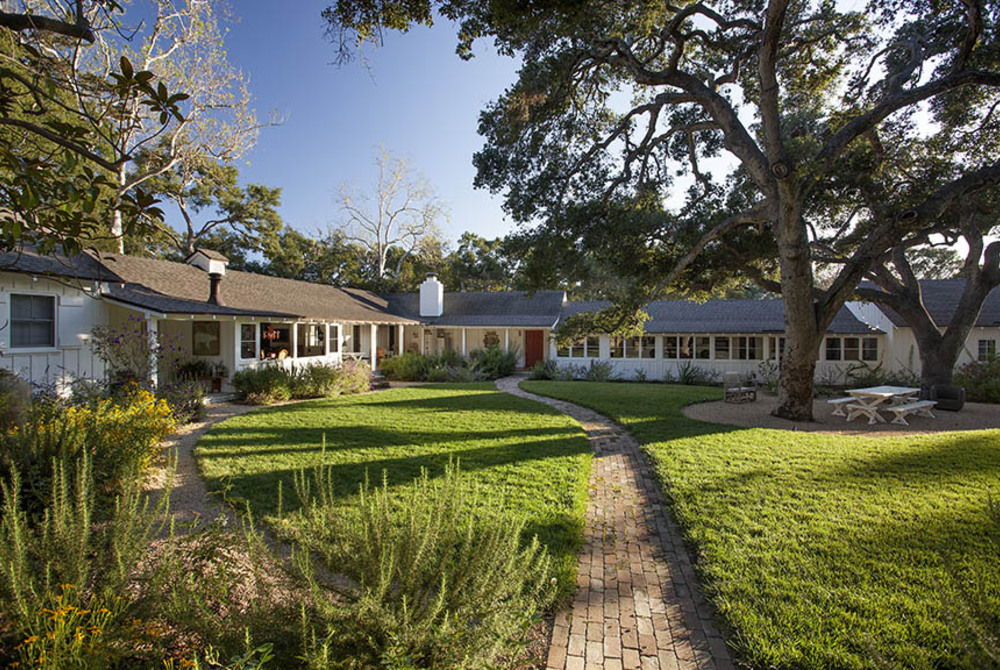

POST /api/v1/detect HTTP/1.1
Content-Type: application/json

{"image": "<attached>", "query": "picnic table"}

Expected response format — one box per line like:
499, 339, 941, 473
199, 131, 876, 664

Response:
829, 386, 935, 426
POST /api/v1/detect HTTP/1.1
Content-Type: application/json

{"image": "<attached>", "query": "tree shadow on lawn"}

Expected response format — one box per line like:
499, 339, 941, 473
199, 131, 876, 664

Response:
204, 433, 590, 517
827, 431, 1000, 484
197, 424, 580, 460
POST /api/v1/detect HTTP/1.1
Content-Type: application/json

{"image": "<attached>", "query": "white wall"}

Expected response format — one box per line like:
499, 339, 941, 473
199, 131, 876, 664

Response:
0, 273, 108, 390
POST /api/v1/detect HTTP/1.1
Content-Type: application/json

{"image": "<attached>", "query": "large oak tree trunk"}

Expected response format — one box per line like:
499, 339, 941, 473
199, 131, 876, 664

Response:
773, 182, 821, 421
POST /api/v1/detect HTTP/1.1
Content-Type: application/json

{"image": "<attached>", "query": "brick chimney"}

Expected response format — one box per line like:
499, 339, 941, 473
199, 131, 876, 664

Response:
185, 249, 229, 307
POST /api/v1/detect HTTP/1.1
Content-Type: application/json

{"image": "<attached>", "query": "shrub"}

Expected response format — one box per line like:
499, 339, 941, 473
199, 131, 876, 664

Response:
529, 360, 558, 380
91, 314, 187, 392
232, 366, 294, 405
467, 347, 518, 380
954, 354, 1000, 403
0, 370, 31, 431
291, 364, 343, 399
582, 360, 614, 382
289, 463, 558, 669
335, 359, 373, 395
677, 361, 717, 386
0, 454, 168, 669
380, 352, 429, 381
158, 379, 207, 423
0, 389, 175, 510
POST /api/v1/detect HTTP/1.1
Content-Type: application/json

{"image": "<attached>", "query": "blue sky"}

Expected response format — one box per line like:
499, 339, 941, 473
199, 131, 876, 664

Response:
221, 1, 521, 246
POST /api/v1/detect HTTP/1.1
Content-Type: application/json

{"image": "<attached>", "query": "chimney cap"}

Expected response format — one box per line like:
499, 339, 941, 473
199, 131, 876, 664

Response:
186, 248, 230, 263
425, 272, 438, 279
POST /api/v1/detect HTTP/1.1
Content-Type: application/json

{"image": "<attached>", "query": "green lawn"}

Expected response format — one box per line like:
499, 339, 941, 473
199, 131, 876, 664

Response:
523, 381, 1000, 669
195, 383, 592, 588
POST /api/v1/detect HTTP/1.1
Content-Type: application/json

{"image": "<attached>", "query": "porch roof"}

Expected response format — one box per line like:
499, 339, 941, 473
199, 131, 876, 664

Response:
560, 299, 882, 335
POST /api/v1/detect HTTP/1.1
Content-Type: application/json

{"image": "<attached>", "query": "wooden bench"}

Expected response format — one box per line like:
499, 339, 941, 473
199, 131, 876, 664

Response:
887, 400, 936, 426
846, 403, 886, 425
827, 397, 854, 417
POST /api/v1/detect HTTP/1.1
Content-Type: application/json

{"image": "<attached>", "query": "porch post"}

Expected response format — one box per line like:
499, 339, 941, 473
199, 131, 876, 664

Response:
461, 328, 467, 357
504, 328, 509, 353
397, 324, 404, 355
290, 323, 298, 359
146, 317, 159, 389
419, 328, 425, 355
370, 323, 378, 369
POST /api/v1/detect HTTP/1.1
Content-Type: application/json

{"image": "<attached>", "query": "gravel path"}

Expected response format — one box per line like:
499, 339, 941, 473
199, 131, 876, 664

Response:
496, 377, 733, 670
145, 400, 260, 526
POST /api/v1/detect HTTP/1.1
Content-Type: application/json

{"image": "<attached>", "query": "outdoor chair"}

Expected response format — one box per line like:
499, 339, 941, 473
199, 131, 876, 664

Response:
930, 384, 965, 412
723, 372, 756, 404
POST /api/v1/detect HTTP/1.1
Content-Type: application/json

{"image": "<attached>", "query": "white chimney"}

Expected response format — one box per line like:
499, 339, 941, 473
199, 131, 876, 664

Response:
419, 273, 444, 317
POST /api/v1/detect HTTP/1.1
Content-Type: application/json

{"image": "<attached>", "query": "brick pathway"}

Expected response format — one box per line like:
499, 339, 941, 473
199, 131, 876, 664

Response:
495, 377, 734, 670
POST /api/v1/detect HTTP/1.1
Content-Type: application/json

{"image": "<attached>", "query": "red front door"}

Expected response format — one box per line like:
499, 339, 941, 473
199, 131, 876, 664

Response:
525, 330, 544, 368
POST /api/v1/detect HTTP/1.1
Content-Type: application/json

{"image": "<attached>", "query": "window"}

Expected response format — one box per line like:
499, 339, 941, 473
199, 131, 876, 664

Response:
979, 339, 997, 361
610, 336, 624, 358
769, 336, 785, 360
260, 323, 291, 359
240, 324, 257, 359
714, 337, 730, 360
862, 337, 878, 361
825, 337, 842, 361
663, 336, 678, 359
624, 337, 640, 358
297, 323, 326, 358
10, 294, 54, 348
352, 325, 362, 353
844, 337, 860, 361
329, 325, 339, 353
557, 341, 570, 357
192, 322, 220, 356
736, 336, 763, 360
641, 336, 656, 359
571, 338, 586, 358
695, 336, 711, 360
586, 335, 600, 358
678, 336, 694, 359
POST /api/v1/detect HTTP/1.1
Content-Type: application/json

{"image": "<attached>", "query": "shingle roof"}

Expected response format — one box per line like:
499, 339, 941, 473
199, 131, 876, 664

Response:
866, 279, 1000, 328
0, 248, 118, 282
93, 253, 417, 323
560, 299, 881, 334
384, 291, 565, 327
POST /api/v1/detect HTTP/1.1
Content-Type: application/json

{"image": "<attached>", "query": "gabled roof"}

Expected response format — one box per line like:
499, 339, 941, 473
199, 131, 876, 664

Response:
384, 291, 565, 328
94, 253, 417, 323
867, 279, 1000, 328
560, 299, 881, 335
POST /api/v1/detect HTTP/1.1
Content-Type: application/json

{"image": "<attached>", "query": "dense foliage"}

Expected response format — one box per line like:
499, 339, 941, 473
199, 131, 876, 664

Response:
380, 348, 518, 381
230, 360, 372, 405
954, 354, 1000, 403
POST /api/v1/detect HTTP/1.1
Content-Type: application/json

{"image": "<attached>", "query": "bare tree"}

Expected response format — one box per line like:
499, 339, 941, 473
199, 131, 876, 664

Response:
337, 147, 446, 289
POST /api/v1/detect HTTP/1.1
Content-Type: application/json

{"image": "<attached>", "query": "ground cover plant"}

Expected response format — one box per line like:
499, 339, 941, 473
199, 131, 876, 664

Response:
522, 381, 1000, 669
196, 384, 591, 594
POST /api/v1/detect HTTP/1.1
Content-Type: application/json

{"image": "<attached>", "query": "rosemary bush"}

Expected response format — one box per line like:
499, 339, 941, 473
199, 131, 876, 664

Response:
289, 463, 558, 669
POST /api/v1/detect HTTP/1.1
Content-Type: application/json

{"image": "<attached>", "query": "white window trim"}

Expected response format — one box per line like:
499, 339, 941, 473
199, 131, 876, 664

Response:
9, 292, 58, 351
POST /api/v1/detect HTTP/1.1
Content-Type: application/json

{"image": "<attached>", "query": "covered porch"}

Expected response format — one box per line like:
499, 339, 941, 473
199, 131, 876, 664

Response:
398, 326, 550, 369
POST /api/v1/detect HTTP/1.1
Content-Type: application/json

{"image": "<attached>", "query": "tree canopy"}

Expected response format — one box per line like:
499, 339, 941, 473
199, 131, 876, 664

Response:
325, 0, 1000, 419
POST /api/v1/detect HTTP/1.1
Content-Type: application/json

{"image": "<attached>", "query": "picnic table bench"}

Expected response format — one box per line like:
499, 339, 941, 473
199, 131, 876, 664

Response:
886, 399, 936, 426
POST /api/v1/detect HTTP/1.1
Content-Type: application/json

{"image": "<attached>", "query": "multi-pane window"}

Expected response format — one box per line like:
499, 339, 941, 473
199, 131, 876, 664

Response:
663, 336, 678, 359
329, 325, 339, 353
624, 337, 640, 358
352, 325, 363, 353
640, 336, 656, 359
609, 336, 624, 358
769, 336, 786, 360
825, 338, 842, 361
240, 324, 257, 359
862, 337, 878, 361
695, 336, 711, 359
979, 339, 997, 361
844, 337, 861, 361
10, 295, 55, 348
561, 336, 601, 358
736, 336, 763, 360
296, 324, 326, 358
714, 337, 730, 360
678, 336, 695, 359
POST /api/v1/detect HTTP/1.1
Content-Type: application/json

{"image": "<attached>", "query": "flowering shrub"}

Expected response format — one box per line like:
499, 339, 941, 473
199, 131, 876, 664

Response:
91, 314, 186, 393
232, 361, 372, 405
1, 388, 175, 508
